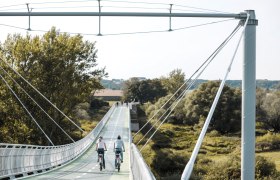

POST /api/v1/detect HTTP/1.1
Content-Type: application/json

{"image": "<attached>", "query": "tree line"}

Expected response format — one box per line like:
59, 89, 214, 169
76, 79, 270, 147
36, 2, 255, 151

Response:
123, 69, 280, 134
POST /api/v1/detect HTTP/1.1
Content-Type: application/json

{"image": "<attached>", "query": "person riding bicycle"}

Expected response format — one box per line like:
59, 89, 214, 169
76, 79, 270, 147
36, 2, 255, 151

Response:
96, 136, 107, 168
114, 135, 125, 163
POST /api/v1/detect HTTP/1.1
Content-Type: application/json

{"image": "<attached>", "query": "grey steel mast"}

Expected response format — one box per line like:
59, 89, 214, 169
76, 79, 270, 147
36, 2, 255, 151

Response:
242, 10, 258, 180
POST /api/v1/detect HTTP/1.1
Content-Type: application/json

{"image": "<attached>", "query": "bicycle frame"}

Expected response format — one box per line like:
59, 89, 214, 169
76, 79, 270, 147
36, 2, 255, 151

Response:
115, 150, 121, 172
97, 150, 105, 171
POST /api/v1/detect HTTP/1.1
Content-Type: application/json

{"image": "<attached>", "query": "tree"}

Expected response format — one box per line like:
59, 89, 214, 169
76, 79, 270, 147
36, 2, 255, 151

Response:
256, 88, 267, 122
122, 78, 167, 104
261, 91, 280, 133
160, 69, 186, 95
184, 81, 241, 133
0, 27, 106, 145
122, 77, 140, 102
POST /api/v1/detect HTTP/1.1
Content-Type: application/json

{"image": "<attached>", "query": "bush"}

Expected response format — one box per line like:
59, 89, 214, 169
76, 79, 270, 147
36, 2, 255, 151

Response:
90, 99, 109, 109
151, 149, 188, 176
255, 156, 278, 179
256, 133, 280, 151
204, 155, 241, 180
208, 130, 220, 137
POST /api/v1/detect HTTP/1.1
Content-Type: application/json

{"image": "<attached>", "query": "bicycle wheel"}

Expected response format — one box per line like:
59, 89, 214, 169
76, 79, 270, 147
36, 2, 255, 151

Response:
100, 162, 102, 171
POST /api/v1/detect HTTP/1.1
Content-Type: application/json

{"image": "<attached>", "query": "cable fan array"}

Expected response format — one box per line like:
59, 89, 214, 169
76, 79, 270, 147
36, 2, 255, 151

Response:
132, 18, 246, 154
0, 58, 84, 145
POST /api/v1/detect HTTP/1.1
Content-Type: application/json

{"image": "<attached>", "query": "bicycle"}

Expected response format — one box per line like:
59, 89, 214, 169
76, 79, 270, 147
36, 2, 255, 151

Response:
97, 149, 106, 171
115, 149, 122, 172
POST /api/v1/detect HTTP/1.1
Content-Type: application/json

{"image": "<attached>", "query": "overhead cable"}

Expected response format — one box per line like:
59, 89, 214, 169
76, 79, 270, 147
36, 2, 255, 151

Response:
0, 3, 26, 9
134, 23, 241, 144
30, 0, 94, 5
95, 19, 235, 36
0, 0, 232, 15
0, 19, 234, 37
0, 64, 75, 143
0, 72, 54, 146
0, 23, 27, 30
30, 5, 99, 10
139, 22, 242, 152
0, 58, 85, 132
174, 4, 232, 14
104, 5, 168, 11
103, 0, 169, 6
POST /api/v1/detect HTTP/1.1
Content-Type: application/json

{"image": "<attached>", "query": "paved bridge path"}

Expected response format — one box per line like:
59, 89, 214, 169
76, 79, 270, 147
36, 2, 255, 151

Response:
27, 105, 131, 180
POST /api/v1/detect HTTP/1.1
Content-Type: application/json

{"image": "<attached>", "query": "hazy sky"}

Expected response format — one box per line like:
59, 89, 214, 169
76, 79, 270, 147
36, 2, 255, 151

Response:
0, 0, 279, 80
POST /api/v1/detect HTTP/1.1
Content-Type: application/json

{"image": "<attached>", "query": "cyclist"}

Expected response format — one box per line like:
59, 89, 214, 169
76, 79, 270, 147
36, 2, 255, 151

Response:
96, 136, 107, 168
114, 135, 125, 163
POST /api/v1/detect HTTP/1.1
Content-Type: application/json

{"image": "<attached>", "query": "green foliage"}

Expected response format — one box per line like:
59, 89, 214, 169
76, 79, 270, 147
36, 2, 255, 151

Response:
152, 148, 188, 176
160, 69, 186, 95
90, 98, 109, 109
256, 88, 267, 122
203, 154, 241, 180
144, 94, 173, 119
0, 27, 106, 145
136, 107, 280, 179
260, 91, 280, 133
256, 133, 280, 151
184, 81, 241, 133
255, 156, 279, 179
122, 78, 167, 104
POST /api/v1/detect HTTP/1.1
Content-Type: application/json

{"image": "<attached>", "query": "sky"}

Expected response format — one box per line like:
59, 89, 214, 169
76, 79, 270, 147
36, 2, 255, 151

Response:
0, 0, 279, 81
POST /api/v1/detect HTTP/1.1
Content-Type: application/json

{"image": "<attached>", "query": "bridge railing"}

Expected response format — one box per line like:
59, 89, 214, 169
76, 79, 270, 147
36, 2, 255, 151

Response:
0, 104, 116, 179
129, 102, 156, 180
130, 144, 156, 180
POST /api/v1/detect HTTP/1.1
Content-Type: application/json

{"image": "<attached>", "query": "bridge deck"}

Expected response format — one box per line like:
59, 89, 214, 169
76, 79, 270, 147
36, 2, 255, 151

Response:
27, 105, 131, 180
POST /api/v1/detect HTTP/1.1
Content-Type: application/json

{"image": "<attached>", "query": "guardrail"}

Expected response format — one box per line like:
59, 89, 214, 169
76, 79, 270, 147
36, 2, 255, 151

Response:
130, 144, 156, 180
129, 102, 156, 180
0, 104, 116, 179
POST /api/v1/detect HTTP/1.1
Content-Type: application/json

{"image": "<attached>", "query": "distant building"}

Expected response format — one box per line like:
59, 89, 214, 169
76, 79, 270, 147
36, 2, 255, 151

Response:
93, 89, 123, 101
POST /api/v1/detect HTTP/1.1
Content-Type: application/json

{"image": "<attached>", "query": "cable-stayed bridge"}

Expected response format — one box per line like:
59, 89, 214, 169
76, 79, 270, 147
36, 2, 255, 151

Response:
0, 3, 257, 179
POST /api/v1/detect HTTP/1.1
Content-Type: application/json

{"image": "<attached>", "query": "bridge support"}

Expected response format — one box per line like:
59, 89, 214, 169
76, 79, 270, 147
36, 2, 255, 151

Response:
242, 10, 257, 180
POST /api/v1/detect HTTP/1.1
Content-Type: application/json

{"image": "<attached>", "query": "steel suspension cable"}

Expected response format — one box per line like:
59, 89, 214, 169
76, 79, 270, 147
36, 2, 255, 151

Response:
139, 82, 190, 152
134, 23, 241, 141
139, 55, 220, 149
0, 65, 75, 142
137, 66, 215, 146
136, 78, 197, 146
0, 19, 234, 37
0, 58, 85, 132
139, 23, 242, 151
181, 14, 250, 180
0, 73, 54, 146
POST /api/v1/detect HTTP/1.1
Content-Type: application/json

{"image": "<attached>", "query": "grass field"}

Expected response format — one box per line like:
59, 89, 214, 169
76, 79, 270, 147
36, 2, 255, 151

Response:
257, 151, 280, 171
